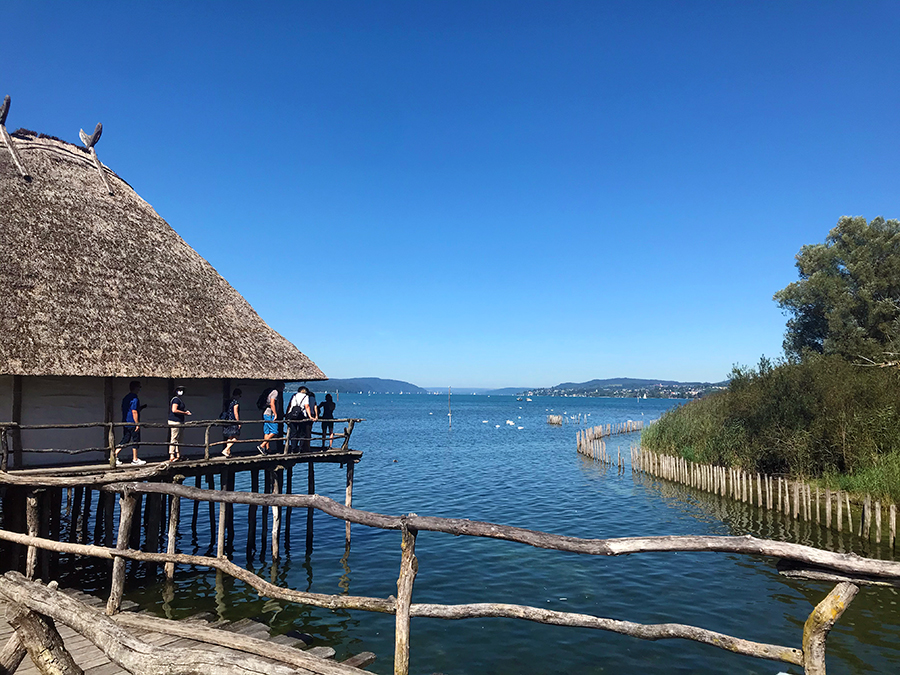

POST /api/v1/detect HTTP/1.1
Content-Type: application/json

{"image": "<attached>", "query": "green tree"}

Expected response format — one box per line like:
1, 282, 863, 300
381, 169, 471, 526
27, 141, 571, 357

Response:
774, 216, 900, 360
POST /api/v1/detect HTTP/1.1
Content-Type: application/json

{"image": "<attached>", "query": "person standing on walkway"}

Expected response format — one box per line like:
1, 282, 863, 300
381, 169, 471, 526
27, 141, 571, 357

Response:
319, 393, 336, 448
168, 385, 191, 461
118, 380, 146, 466
221, 388, 242, 458
286, 385, 307, 453
259, 383, 282, 455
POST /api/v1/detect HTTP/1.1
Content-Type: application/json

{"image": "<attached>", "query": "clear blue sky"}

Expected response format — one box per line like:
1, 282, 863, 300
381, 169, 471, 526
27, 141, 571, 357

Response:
5, 1, 898, 388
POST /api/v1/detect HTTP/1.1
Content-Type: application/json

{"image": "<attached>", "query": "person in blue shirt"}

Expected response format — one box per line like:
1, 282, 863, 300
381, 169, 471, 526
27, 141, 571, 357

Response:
118, 381, 146, 466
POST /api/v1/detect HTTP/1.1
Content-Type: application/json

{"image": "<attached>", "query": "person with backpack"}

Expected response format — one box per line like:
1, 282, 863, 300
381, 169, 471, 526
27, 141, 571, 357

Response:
168, 385, 191, 461
220, 388, 242, 458
257, 383, 283, 455
287, 385, 317, 452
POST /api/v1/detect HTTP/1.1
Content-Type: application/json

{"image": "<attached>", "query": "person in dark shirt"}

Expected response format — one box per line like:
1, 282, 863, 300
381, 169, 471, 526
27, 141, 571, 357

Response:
319, 393, 336, 448
221, 388, 242, 458
168, 385, 191, 461
117, 381, 146, 466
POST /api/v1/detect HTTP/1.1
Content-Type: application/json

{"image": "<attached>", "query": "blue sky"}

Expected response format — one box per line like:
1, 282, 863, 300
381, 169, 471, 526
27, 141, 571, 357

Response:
5, 1, 898, 388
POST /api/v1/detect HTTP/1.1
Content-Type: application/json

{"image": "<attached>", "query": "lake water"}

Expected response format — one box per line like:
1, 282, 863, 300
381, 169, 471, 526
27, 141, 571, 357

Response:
89, 395, 900, 673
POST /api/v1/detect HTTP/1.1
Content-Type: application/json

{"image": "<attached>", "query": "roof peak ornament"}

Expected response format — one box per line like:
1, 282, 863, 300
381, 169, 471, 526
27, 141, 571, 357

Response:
79, 122, 102, 149
79, 121, 112, 195
0, 95, 31, 180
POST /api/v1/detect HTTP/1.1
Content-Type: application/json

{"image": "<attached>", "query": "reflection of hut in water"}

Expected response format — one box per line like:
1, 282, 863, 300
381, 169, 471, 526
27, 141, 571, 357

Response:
0, 126, 324, 467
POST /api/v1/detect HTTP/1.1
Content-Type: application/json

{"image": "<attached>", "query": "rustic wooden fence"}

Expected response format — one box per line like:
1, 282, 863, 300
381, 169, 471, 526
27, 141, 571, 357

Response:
2, 482, 899, 674
0, 418, 363, 470
631, 447, 898, 550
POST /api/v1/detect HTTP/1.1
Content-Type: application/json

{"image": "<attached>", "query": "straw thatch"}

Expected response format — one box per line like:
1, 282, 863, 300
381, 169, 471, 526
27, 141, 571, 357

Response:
0, 130, 325, 380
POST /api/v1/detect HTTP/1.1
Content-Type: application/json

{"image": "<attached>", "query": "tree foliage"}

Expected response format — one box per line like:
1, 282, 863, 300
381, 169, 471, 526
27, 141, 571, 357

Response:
774, 216, 900, 360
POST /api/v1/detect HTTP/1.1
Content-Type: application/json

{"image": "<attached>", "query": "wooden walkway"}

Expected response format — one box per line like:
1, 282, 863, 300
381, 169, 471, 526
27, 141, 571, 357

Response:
1, 589, 375, 674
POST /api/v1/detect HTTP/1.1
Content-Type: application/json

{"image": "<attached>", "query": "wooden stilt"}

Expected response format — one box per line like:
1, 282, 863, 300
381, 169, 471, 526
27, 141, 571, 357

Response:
306, 462, 315, 554
247, 469, 259, 560
107, 492, 138, 615
875, 500, 882, 544
39, 490, 50, 580
25, 491, 39, 580
837, 490, 843, 533
165, 476, 184, 580
271, 467, 282, 561
825, 488, 832, 530
67, 487, 83, 544
345, 461, 355, 546
283, 466, 293, 552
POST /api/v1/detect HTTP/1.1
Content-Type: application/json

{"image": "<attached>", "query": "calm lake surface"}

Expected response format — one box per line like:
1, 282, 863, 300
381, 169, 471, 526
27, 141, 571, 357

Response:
95, 395, 900, 673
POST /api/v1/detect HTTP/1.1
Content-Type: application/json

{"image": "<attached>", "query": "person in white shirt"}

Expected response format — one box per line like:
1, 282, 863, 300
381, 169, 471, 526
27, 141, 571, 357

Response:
287, 385, 318, 452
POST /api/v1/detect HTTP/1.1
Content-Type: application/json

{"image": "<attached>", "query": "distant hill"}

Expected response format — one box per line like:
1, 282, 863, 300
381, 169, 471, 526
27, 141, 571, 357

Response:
316, 377, 427, 394
531, 377, 727, 399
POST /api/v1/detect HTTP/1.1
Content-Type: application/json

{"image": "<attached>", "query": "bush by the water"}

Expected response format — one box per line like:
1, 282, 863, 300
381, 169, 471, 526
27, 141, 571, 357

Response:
642, 355, 900, 501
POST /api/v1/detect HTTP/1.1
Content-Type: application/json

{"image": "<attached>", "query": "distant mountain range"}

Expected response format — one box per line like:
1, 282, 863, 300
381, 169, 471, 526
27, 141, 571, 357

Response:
314, 376, 725, 398
530, 377, 727, 398
316, 377, 428, 394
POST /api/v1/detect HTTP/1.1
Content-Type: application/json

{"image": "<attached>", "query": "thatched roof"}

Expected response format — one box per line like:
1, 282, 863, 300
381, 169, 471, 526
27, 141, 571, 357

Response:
0, 130, 325, 381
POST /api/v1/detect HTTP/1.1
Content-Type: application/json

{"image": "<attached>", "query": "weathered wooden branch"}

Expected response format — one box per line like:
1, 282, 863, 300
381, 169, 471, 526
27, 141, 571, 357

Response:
394, 522, 417, 675
409, 602, 803, 665
0, 96, 30, 179
0, 463, 170, 487
0, 572, 350, 675
777, 559, 900, 588
0, 530, 866, 671
105, 482, 900, 581
6, 599, 83, 675
0, 528, 395, 613
111, 612, 370, 675
0, 631, 26, 675
106, 492, 137, 615
802, 582, 858, 675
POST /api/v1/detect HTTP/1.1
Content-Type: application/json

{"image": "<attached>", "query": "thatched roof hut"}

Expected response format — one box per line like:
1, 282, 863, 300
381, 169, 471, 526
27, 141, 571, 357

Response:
0, 130, 324, 381
0, 127, 325, 467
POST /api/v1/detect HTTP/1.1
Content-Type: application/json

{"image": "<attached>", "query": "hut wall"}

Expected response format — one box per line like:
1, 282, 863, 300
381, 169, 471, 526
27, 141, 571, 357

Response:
7, 376, 281, 468
0, 376, 11, 422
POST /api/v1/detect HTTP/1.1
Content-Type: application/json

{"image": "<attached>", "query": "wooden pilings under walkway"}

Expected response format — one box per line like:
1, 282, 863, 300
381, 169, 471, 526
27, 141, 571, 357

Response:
0, 576, 375, 674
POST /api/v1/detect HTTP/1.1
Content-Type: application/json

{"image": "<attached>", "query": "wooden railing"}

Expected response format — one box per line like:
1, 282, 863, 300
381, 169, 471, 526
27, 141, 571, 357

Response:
2, 482, 899, 674
0, 418, 363, 470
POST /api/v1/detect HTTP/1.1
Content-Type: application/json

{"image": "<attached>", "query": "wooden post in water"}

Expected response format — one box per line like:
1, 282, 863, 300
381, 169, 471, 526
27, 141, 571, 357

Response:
165, 476, 184, 580
394, 521, 418, 675
271, 466, 282, 561
890, 504, 897, 549
793, 482, 800, 520
845, 493, 853, 533
875, 500, 882, 544
345, 460, 355, 545
825, 488, 832, 529
863, 495, 872, 540
25, 491, 39, 580
107, 491, 138, 615
836, 490, 843, 533
247, 469, 259, 561
306, 462, 315, 553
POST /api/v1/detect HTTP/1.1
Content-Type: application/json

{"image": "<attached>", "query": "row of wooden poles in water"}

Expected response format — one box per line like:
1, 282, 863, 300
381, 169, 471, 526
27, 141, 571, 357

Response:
575, 421, 645, 472
628, 446, 899, 549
